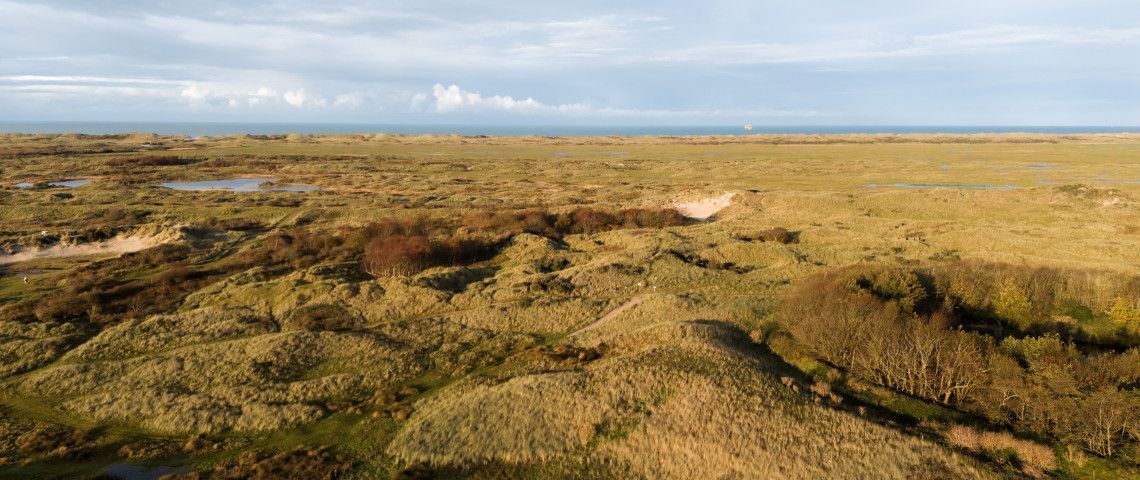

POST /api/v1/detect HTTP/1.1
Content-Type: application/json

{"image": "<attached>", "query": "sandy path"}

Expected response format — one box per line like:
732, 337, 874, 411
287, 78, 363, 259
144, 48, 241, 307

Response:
673, 192, 735, 220
0, 236, 164, 265
575, 294, 648, 335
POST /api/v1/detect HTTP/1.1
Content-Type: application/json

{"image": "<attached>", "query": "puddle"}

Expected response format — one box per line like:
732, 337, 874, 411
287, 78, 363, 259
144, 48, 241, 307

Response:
552, 152, 572, 158
1025, 165, 1055, 169
864, 183, 1022, 190
159, 178, 321, 192
100, 463, 188, 480
1093, 180, 1140, 185
13, 179, 91, 188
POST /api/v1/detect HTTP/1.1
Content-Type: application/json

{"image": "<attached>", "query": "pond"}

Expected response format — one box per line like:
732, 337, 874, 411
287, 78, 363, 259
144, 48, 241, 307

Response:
864, 183, 1022, 190
158, 178, 321, 192
13, 179, 91, 188
100, 463, 188, 480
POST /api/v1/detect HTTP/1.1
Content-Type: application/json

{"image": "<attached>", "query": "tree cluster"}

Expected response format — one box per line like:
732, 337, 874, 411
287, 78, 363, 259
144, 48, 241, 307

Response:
780, 265, 1140, 460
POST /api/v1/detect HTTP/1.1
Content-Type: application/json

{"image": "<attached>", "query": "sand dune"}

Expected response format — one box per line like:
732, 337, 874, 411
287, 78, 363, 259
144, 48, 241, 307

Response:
673, 192, 735, 220
0, 236, 166, 265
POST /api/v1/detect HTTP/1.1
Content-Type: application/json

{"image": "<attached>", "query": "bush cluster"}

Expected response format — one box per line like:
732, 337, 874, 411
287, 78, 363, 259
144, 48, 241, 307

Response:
462, 207, 688, 237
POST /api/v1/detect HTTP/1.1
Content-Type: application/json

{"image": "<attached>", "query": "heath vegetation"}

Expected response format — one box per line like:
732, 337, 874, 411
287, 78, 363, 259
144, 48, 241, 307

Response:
1, 133, 1138, 479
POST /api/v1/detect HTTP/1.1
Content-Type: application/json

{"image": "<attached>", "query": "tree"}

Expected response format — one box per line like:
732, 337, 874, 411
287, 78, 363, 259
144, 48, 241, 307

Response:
1074, 387, 1137, 457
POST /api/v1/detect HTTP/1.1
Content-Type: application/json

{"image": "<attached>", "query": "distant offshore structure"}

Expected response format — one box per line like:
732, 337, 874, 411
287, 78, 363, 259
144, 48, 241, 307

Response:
743, 124, 753, 131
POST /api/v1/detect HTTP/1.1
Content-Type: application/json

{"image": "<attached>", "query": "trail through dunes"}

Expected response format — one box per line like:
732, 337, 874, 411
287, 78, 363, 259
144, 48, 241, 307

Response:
574, 294, 648, 335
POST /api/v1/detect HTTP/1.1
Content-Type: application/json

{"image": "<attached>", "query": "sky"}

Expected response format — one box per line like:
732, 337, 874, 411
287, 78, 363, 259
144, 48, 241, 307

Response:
1, 0, 1138, 125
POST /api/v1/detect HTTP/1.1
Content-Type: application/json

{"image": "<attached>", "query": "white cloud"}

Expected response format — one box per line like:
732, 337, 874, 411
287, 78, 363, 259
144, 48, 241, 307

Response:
0, 74, 362, 111
419, 83, 824, 118
0, 84, 171, 96
282, 89, 305, 107
0, 75, 185, 85
409, 92, 428, 109
649, 25, 1140, 65
179, 84, 212, 100
333, 93, 362, 108
282, 88, 327, 108
430, 84, 549, 112
246, 86, 278, 106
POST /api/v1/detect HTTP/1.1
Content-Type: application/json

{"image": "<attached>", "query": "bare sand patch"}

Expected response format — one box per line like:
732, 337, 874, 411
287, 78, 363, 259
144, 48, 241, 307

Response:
0, 235, 169, 265
672, 192, 735, 220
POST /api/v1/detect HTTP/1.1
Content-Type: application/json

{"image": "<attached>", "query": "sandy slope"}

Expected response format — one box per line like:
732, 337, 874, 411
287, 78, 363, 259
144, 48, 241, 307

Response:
0, 236, 165, 265
673, 192, 735, 220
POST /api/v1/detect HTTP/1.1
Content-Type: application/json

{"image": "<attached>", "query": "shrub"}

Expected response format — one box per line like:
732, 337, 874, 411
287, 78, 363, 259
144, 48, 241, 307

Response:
363, 234, 434, 276
736, 227, 797, 244
285, 304, 360, 332
945, 424, 1056, 476
105, 155, 201, 167
462, 207, 687, 237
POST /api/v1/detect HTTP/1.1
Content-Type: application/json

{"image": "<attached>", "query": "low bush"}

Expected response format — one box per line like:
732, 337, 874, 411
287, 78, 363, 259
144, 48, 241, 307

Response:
945, 424, 1056, 477
285, 304, 360, 332
462, 207, 688, 237
735, 227, 797, 244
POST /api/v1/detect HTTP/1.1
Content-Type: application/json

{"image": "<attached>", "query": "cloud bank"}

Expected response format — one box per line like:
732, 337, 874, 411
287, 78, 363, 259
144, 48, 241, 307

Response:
2, 0, 1138, 124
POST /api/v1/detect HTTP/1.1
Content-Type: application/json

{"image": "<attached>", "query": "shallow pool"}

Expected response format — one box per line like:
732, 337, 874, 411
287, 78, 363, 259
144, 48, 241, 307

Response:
864, 183, 1022, 190
13, 179, 91, 188
159, 178, 321, 192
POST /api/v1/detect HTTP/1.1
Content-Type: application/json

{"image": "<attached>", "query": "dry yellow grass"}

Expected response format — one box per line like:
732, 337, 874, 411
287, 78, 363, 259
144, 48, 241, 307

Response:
945, 424, 1057, 478
0, 321, 86, 378
389, 321, 989, 479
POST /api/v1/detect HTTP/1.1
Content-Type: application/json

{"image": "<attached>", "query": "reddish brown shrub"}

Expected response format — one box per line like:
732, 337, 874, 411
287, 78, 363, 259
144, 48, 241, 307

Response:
105, 155, 201, 167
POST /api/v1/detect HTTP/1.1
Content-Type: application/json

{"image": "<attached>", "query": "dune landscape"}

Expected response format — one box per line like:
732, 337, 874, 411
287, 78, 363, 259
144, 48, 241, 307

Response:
0, 132, 1137, 478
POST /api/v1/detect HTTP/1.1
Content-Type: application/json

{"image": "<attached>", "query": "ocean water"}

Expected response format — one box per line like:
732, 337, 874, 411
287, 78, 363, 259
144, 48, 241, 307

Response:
1, 122, 1139, 137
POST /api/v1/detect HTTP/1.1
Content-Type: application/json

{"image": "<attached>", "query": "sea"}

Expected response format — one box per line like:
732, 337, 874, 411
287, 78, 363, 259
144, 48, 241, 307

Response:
1, 122, 1138, 137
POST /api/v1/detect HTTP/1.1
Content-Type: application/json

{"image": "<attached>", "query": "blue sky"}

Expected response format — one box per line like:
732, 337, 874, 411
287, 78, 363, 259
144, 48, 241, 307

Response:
1, 0, 1138, 125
